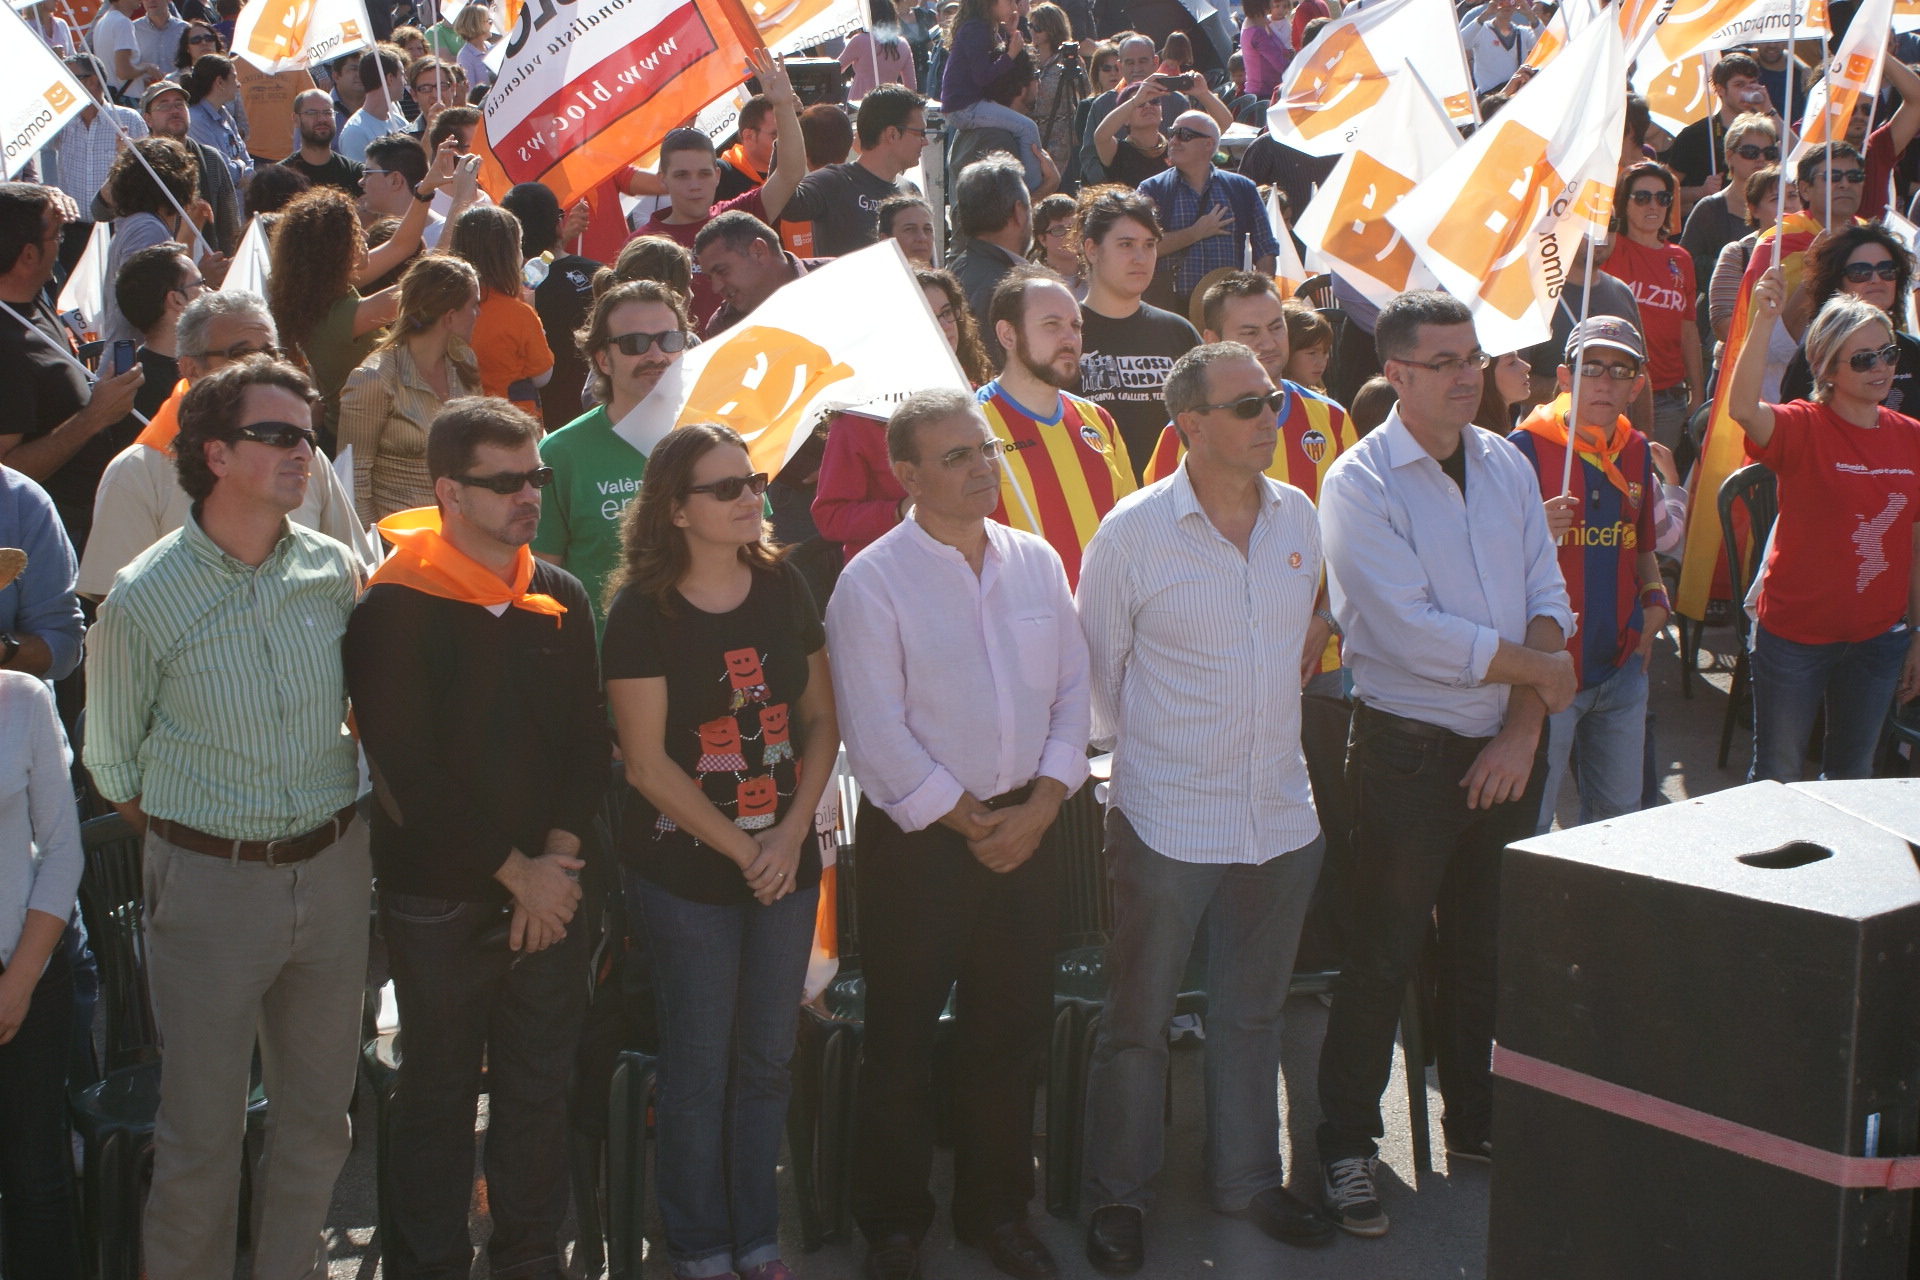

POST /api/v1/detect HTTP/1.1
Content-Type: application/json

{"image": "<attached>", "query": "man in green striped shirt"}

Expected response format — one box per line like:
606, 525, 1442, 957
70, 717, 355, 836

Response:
83, 360, 370, 1280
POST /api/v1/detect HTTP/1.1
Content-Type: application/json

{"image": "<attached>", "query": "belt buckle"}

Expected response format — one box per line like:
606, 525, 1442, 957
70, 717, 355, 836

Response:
263, 835, 298, 868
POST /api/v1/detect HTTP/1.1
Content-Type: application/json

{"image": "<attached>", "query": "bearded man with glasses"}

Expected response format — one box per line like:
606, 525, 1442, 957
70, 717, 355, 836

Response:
84, 358, 372, 1280
532, 279, 690, 632
79, 289, 367, 598
1313, 291, 1574, 1237
346, 395, 605, 1280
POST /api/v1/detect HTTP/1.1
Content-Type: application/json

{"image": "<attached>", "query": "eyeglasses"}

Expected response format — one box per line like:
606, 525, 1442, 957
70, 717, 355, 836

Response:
1574, 360, 1642, 381
686, 471, 770, 501
361, 167, 395, 178
1816, 168, 1868, 185
1845, 343, 1902, 373
172, 276, 207, 294
898, 125, 929, 140
1391, 351, 1492, 375
933, 439, 1005, 469
611, 329, 689, 355
1044, 224, 1072, 239
232, 421, 316, 449
1627, 188, 1673, 207
1194, 390, 1287, 418
1841, 259, 1900, 284
454, 466, 555, 494
1168, 127, 1215, 143
295, 109, 335, 119
1731, 143, 1781, 161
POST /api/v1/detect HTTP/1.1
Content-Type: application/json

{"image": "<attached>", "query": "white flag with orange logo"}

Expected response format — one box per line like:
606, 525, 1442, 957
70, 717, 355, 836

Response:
613, 239, 970, 473
1637, 0, 1828, 71
1522, 0, 1594, 72
230, 0, 375, 73
1266, 0, 1476, 157
1293, 66, 1458, 313
1, 3, 90, 178
1387, 13, 1625, 356
1633, 52, 1717, 138
1267, 188, 1311, 297
1790, 0, 1892, 164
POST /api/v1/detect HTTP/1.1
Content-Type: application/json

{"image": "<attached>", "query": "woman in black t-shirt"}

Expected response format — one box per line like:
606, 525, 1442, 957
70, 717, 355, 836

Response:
601, 422, 839, 1280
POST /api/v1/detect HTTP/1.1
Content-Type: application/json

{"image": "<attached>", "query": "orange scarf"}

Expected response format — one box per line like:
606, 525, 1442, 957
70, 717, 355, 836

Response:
369, 507, 567, 624
720, 142, 765, 184
134, 380, 191, 452
1517, 394, 1634, 498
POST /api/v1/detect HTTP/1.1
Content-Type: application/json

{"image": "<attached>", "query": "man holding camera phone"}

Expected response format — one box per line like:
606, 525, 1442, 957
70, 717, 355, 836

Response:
1666, 52, 1780, 210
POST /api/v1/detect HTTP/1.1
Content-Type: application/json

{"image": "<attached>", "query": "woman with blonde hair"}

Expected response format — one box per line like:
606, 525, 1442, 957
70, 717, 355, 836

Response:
338, 254, 483, 521
453, 3, 496, 89
268, 154, 460, 448
448, 204, 555, 417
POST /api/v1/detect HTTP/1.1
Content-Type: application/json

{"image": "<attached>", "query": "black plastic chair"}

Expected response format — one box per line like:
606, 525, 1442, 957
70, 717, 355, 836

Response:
1293, 273, 1335, 309
604, 1049, 659, 1279
1716, 463, 1777, 768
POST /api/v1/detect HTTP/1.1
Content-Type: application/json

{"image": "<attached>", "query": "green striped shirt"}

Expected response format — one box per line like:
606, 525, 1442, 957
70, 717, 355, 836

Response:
84, 515, 362, 841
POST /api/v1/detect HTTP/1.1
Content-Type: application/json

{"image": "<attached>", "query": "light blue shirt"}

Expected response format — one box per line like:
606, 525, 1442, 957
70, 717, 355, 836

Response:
335, 101, 409, 163
188, 99, 251, 187
1319, 408, 1573, 739
0, 466, 83, 682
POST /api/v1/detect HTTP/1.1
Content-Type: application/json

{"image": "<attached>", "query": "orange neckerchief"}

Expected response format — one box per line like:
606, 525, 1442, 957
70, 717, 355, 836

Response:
1517, 394, 1634, 499
720, 142, 765, 184
369, 507, 567, 624
134, 380, 190, 452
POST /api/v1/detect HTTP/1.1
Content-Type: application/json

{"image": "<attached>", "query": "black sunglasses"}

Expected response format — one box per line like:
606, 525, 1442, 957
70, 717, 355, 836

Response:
1194, 390, 1287, 419
1628, 188, 1673, 207
233, 421, 316, 449
1842, 259, 1900, 284
454, 466, 555, 494
1815, 168, 1868, 185
1731, 143, 1780, 161
187, 32, 217, 42
1168, 127, 1214, 143
686, 472, 770, 501
611, 329, 689, 356
1846, 343, 1902, 373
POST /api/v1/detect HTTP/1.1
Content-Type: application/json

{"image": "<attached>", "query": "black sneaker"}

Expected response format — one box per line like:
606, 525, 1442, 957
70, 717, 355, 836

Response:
1320, 1155, 1388, 1237
1445, 1136, 1492, 1166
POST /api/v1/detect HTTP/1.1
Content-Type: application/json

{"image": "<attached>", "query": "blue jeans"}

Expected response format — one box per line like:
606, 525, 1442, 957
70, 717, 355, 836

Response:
632, 874, 818, 1277
1749, 624, 1911, 783
1083, 808, 1324, 1211
1536, 663, 1648, 834
0, 946, 76, 1279
379, 891, 589, 1280
945, 99, 1044, 188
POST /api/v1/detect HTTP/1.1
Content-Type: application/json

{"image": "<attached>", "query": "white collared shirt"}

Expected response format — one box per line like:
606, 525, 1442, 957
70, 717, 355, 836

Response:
1319, 408, 1575, 738
1076, 461, 1322, 865
826, 517, 1092, 833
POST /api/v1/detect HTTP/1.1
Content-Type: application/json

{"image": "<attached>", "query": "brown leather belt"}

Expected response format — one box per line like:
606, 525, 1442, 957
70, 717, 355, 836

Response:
149, 804, 357, 867
985, 781, 1037, 810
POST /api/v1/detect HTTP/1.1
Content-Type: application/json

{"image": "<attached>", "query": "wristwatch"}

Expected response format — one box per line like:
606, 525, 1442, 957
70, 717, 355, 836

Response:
411, 184, 435, 204
0, 632, 20, 668
1314, 607, 1341, 637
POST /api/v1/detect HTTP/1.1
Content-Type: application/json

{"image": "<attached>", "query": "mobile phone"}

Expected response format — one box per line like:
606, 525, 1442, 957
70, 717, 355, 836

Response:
109, 339, 137, 377
1151, 71, 1195, 91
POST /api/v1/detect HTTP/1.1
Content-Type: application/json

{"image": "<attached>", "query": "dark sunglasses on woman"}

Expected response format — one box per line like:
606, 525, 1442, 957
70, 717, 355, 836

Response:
687, 472, 771, 501
612, 330, 690, 356
1846, 344, 1902, 373
1731, 144, 1780, 161
1628, 188, 1673, 207
1841, 259, 1900, 284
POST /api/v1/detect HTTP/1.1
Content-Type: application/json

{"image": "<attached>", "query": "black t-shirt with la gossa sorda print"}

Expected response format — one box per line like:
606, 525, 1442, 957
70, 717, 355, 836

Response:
601, 560, 826, 905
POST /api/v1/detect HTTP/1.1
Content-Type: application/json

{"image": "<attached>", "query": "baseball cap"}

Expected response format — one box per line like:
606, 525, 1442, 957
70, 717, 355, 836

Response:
139, 81, 189, 112
1564, 315, 1644, 364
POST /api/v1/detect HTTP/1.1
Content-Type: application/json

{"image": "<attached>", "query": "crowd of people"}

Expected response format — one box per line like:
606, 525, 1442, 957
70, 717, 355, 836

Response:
2, 0, 1920, 1278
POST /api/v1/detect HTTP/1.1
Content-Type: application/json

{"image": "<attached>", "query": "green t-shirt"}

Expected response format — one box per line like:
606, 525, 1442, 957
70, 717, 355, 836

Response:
534, 405, 647, 630
304, 289, 375, 450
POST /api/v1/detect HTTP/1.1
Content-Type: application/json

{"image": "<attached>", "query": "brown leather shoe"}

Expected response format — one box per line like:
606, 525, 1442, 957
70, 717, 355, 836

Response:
963, 1220, 1058, 1280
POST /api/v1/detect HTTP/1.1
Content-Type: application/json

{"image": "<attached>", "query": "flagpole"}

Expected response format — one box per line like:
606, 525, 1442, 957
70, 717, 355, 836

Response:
1559, 227, 1598, 500
1773, 0, 1797, 267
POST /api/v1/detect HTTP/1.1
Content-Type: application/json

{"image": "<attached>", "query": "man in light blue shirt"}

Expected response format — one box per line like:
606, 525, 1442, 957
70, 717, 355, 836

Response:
334, 47, 411, 163
1312, 290, 1575, 1238
0, 465, 83, 681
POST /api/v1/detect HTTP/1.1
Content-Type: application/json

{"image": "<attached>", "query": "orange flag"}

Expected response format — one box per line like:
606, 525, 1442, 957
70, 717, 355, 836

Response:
473, 0, 765, 209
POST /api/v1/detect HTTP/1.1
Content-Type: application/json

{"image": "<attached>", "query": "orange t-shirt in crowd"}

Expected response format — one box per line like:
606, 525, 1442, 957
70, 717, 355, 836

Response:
470, 289, 554, 419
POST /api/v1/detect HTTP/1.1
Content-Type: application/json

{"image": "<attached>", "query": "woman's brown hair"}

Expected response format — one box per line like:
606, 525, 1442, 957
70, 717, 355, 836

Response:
373, 254, 481, 383
268, 186, 364, 352
914, 267, 993, 387
605, 423, 782, 615
601, 234, 693, 302
448, 204, 525, 298
1612, 161, 1679, 242
106, 137, 196, 222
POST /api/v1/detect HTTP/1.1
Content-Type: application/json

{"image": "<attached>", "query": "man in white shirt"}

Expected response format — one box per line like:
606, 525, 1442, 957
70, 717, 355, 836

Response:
1075, 342, 1335, 1274
826, 387, 1091, 1280
90, 0, 149, 101
335, 47, 410, 163
1460, 0, 1536, 96
1313, 290, 1575, 1237
51, 54, 148, 228
78, 290, 367, 597
132, 2, 188, 94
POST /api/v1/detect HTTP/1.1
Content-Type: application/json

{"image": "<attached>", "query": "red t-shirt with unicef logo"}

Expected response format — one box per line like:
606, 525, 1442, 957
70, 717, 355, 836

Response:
1601, 237, 1696, 394
1746, 400, 1920, 645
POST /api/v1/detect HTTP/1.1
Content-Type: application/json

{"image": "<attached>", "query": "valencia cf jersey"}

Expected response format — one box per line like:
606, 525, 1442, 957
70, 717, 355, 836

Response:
977, 382, 1136, 589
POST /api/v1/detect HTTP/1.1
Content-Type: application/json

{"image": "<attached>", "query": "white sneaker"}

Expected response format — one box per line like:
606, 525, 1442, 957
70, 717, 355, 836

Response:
1320, 1155, 1389, 1237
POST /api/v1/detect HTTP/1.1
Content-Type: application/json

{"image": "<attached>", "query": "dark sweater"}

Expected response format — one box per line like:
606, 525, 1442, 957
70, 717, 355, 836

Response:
344, 561, 609, 903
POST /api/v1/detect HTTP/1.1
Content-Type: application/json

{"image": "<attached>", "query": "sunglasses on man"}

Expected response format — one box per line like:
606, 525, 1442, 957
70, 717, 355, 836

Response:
611, 330, 689, 356
1168, 127, 1214, 144
1812, 168, 1868, 185
1841, 259, 1899, 284
1194, 390, 1288, 419
1846, 344, 1902, 373
686, 472, 770, 501
233, 421, 316, 449
455, 466, 555, 493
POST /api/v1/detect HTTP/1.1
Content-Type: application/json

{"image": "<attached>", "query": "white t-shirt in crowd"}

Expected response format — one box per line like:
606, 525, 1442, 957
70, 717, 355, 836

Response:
92, 8, 143, 99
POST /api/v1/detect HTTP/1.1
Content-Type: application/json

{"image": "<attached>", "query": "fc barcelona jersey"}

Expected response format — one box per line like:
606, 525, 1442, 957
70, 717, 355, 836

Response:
1510, 427, 1658, 687
978, 383, 1136, 589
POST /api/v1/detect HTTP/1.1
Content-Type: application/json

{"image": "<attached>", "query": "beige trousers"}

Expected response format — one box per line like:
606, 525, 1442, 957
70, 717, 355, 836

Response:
139, 820, 371, 1280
